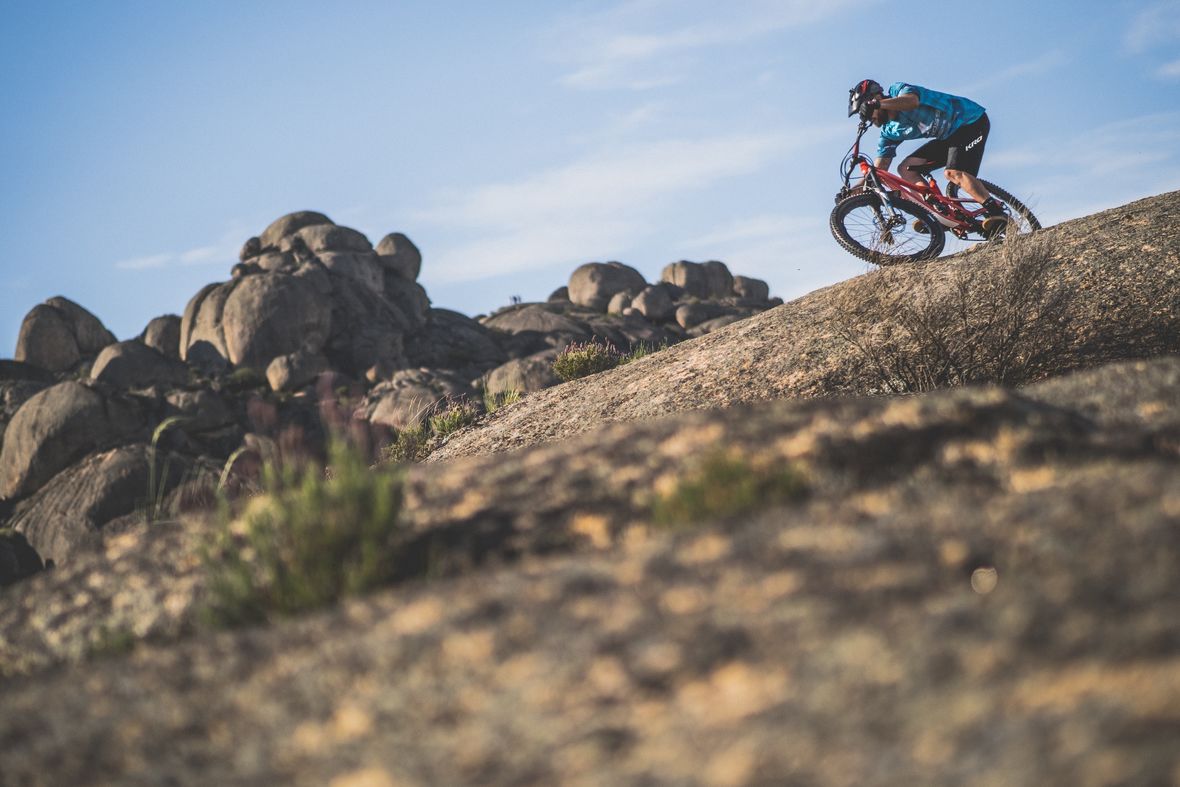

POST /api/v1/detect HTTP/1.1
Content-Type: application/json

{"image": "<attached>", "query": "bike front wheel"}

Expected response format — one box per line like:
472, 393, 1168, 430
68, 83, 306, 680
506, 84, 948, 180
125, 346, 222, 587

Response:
946, 179, 1041, 238
830, 193, 946, 265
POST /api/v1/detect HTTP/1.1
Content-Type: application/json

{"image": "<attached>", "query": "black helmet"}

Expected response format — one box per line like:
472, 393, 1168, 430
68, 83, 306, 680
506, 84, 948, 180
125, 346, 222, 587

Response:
848, 79, 884, 119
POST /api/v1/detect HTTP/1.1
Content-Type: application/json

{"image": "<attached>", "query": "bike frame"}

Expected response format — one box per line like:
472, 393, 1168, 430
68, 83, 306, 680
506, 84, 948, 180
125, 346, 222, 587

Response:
837, 120, 988, 240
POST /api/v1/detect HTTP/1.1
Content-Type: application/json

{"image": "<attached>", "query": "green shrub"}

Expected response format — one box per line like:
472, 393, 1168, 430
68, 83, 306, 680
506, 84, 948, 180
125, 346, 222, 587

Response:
380, 422, 431, 464
483, 386, 522, 414
428, 399, 480, 437
225, 366, 267, 392
553, 340, 622, 382
201, 439, 405, 627
651, 451, 808, 528
619, 340, 671, 365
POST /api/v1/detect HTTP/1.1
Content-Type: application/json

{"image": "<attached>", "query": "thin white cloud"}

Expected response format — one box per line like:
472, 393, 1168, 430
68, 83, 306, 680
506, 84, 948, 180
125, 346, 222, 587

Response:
1158, 57, 1180, 78
549, 0, 879, 90
179, 245, 223, 265
113, 225, 246, 272
957, 49, 1070, 95
415, 129, 831, 282
1124, 1, 1180, 53
115, 253, 172, 271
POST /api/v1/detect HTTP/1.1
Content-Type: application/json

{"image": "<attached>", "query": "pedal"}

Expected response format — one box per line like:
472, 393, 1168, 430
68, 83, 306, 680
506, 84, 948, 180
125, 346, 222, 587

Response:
981, 215, 1008, 238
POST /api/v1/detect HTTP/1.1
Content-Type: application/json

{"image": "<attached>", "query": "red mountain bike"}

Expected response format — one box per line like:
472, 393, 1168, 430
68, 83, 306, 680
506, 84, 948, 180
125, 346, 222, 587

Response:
830, 119, 1041, 265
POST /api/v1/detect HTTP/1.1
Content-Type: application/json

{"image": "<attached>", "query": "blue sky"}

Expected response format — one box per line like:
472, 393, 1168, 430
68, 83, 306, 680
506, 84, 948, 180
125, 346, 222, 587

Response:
3, 0, 1179, 357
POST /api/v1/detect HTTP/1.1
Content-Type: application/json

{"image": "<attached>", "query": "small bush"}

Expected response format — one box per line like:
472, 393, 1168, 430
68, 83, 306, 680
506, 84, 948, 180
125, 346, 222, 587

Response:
651, 451, 808, 527
831, 232, 1074, 393
201, 439, 405, 627
619, 340, 671, 365
553, 340, 622, 381
483, 386, 522, 414
380, 422, 431, 464
429, 399, 480, 437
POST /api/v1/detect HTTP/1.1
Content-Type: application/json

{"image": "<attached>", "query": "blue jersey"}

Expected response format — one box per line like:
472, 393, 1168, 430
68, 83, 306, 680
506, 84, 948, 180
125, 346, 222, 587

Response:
876, 82, 986, 159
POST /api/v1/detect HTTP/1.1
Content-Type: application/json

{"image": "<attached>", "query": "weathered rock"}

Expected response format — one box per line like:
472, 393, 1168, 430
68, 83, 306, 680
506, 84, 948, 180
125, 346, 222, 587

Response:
675, 301, 734, 330
14, 297, 116, 373
660, 260, 734, 299
568, 262, 647, 311
224, 274, 332, 369
481, 304, 592, 344
0, 360, 54, 384
164, 389, 236, 434
0, 381, 143, 501
258, 211, 334, 250
606, 291, 632, 315
632, 284, 676, 322
8, 444, 160, 564
313, 251, 385, 293
266, 349, 329, 393
0, 529, 43, 585
687, 313, 749, 337
547, 286, 570, 303
381, 279, 431, 331
733, 275, 770, 302
46, 297, 117, 356
252, 250, 295, 272
90, 341, 190, 389
375, 233, 422, 283
140, 315, 182, 359
322, 276, 411, 377
484, 350, 560, 394
407, 309, 507, 378
239, 236, 262, 262
280, 224, 372, 255
362, 369, 477, 430
180, 282, 234, 364
13, 304, 80, 372
1, 380, 50, 449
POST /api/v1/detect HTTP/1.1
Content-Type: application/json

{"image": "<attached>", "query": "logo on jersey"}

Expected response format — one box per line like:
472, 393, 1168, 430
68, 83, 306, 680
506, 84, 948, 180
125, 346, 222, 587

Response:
966, 135, 983, 151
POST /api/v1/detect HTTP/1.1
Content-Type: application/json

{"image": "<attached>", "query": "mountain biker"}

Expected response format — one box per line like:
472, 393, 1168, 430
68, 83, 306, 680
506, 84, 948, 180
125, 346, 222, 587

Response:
847, 79, 1007, 237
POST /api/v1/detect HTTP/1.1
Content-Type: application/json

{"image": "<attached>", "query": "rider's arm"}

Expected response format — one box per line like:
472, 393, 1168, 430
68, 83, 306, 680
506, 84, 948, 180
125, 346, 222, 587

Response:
878, 93, 919, 112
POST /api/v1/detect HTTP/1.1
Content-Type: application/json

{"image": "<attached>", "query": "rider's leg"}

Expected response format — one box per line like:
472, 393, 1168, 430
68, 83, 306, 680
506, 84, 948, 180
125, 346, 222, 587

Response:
897, 156, 932, 185
944, 169, 993, 203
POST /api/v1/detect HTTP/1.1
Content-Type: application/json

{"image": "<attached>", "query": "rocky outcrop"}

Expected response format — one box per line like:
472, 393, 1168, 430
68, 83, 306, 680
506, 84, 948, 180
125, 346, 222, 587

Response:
90, 340, 189, 389
376, 232, 422, 283
361, 368, 477, 430
407, 309, 506, 381
266, 348, 329, 393
568, 261, 648, 311
0, 382, 142, 502
484, 349, 560, 394
14, 297, 116, 372
661, 260, 736, 299
8, 444, 159, 563
140, 315, 182, 359
180, 212, 431, 380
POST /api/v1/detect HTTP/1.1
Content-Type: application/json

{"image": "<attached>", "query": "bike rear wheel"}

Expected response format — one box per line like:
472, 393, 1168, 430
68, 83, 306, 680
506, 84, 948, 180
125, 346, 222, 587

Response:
830, 192, 946, 265
946, 179, 1041, 238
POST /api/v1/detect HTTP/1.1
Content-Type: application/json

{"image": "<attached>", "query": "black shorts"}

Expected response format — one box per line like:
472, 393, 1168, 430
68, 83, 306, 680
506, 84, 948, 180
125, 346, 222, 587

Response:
907, 113, 990, 176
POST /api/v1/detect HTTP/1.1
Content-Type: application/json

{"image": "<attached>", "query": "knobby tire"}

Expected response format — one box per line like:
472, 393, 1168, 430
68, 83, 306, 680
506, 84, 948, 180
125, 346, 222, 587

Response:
829, 193, 945, 266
